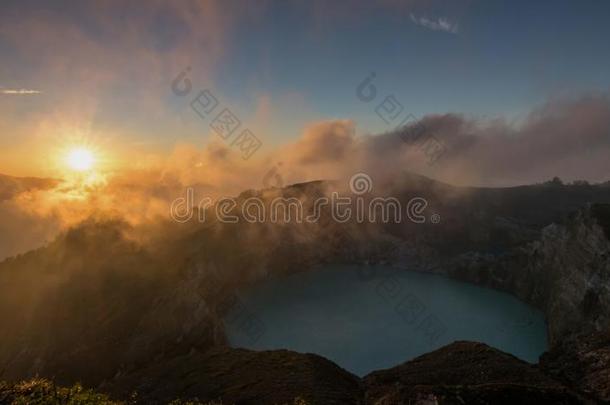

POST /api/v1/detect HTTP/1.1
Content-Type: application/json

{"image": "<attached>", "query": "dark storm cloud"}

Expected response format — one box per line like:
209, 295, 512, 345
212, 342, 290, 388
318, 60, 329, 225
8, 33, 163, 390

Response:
277, 95, 610, 186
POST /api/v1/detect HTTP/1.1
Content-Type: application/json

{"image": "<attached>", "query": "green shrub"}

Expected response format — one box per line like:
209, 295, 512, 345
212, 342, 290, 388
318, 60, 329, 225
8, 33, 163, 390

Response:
0, 379, 311, 405
0, 378, 120, 404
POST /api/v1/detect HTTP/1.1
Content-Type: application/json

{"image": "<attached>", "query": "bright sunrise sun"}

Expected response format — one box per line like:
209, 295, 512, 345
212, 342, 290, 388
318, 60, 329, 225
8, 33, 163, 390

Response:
66, 148, 95, 171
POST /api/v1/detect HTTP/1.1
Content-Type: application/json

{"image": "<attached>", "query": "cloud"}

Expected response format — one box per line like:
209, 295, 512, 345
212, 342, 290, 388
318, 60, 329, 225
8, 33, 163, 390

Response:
284, 120, 356, 164
409, 13, 459, 34
356, 95, 610, 186
1, 88, 42, 95
263, 94, 610, 188
1, 93, 610, 260
143, 93, 610, 188
0, 1, 247, 135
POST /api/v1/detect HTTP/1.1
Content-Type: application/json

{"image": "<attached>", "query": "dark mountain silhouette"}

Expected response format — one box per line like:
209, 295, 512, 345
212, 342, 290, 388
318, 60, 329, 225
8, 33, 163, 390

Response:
0, 174, 609, 403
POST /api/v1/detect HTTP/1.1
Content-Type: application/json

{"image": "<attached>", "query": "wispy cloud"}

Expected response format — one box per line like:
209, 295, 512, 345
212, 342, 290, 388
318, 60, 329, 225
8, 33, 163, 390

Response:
1, 88, 42, 95
409, 13, 458, 34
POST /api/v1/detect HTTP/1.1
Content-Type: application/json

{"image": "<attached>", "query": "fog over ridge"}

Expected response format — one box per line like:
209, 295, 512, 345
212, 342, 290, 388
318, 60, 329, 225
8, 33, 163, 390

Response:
1, 93, 609, 259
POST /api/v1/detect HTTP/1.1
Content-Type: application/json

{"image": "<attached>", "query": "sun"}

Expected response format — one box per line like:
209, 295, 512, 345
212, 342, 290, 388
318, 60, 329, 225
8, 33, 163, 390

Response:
66, 148, 95, 171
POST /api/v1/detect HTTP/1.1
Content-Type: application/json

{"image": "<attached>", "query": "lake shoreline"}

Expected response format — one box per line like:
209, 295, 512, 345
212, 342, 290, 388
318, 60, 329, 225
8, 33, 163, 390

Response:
226, 264, 548, 376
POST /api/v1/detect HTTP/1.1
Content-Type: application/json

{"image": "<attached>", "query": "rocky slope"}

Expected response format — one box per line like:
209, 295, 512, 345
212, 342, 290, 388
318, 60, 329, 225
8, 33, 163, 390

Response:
3, 342, 591, 405
363, 341, 585, 405
106, 347, 363, 405
541, 328, 610, 403
444, 204, 610, 344
62, 341, 597, 404
0, 176, 609, 403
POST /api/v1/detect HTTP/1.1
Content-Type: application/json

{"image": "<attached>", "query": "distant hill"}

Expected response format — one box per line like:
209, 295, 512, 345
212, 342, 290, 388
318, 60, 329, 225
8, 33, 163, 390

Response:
0, 173, 59, 201
0, 174, 609, 402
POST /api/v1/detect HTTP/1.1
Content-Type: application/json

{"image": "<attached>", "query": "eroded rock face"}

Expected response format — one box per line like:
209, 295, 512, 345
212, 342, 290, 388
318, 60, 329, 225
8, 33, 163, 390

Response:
521, 206, 610, 342
363, 341, 584, 405
106, 347, 363, 405
447, 205, 610, 344
540, 328, 610, 403
102, 342, 589, 404
121, 262, 227, 372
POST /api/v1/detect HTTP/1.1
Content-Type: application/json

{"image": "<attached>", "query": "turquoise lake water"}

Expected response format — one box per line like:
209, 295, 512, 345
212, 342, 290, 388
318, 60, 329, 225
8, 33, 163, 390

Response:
225, 265, 548, 376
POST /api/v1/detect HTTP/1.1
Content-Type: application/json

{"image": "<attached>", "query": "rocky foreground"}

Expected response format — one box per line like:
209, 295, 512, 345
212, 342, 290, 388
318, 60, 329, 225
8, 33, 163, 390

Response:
100, 335, 609, 404
2, 339, 606, 404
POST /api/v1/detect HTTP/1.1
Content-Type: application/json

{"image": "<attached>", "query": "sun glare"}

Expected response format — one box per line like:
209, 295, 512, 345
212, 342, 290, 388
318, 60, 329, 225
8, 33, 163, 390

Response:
66, 148, 95, 171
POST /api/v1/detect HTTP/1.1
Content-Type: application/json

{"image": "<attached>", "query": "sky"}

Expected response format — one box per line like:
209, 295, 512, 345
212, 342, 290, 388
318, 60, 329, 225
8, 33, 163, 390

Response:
1, 0, 610, 182
1, 0, 610, 260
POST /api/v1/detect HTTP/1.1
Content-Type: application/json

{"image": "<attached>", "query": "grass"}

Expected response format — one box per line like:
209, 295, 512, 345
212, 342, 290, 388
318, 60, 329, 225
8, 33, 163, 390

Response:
0, 379, 119, 404
0, 379, 311, 405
